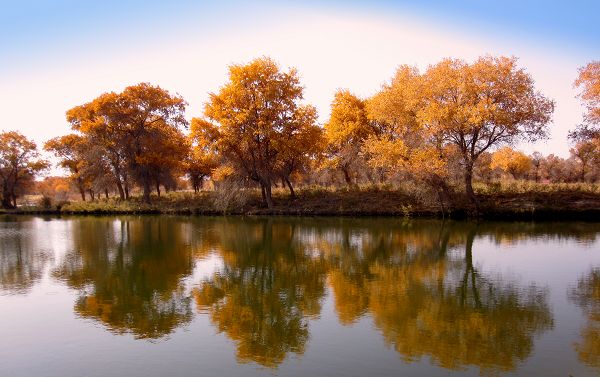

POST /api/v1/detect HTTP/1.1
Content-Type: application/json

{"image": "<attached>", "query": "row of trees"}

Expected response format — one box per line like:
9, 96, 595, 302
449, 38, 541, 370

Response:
1, 57, 598, 209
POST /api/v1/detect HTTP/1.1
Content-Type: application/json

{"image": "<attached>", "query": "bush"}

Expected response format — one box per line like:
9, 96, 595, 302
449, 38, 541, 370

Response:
211, 180, 249, 214
38, 196, 52, 209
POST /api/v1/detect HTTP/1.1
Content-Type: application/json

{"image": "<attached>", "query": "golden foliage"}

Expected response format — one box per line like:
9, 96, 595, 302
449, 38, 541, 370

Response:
490, 147, 532, 179
367, 56, 554, 205
0, 131, 48, 208
575, 61, 600, 125
204, 57, 321, 206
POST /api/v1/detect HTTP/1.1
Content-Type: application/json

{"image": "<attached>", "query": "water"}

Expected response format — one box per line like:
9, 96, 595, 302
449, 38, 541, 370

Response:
1, 216, 600, 376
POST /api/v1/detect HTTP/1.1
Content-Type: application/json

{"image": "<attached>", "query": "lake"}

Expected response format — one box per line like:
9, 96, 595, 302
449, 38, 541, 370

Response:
2, 216, 600, 376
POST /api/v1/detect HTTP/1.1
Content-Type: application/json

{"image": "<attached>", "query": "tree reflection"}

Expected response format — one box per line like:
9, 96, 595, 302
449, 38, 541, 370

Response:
193, 218, 327, 367
53, 217, 195, 339
36, 215, 600, 371
323, 221, 554, 374
0, 217, 51, 294
569, 268, 600, 368
191, 218, 562, 371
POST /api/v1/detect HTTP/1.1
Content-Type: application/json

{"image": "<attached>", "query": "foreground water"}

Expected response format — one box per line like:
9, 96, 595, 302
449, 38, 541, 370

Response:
2, 216, 600, 376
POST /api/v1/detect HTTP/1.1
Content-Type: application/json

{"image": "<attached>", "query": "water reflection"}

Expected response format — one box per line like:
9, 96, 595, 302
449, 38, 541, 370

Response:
52, 217, 195, 339
194, 219, 327, 366
570, 268, 600, 368
326, 222, 553, 373
2, 216, 600, 374
0, 217, 51, 294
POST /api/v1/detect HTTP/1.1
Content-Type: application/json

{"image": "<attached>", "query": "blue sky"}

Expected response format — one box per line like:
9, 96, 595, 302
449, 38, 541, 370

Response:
1, 0, 598, 156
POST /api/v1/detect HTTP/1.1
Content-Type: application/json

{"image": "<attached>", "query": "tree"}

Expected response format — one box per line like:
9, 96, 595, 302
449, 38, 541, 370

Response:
66, 83, 188, 203
324, 90, 374, 185
204, 57, 318, 208
490, 147, 532, 180
36, 176, 71, 202
44, 134, 90, 201
569, 62, 600, 180
0, 131, 48, 208
570, 141, 599, 182
276, 104, 322, 198
530, 151, 543, 182
368, 56, 554, 209
186, 118, 220, 193
575, 61, 600, 126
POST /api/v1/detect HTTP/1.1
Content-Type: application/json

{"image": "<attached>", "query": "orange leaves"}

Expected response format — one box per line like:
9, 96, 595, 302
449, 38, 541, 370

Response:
364, 55, 554, 204
325, 90, 371, 146
490, 147, 532, 179
0, 131, 48, 208
575, 61, 600, 125
64, 83, 189, 202
204, 57, 319, 206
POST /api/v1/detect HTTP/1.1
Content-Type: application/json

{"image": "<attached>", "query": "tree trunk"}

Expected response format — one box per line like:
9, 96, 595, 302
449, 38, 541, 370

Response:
142, 176, 151, 203
124, 180, 130, 200
1, 194, 14, 209
284, 176, 296, 199
464, 164, 479, 212
116, 178, 125, 200
104, 188, 109, 199
77, 178, 86, 201
261, 185, 267, 206
2, 185, 14, 208
156, 181, 161, 198
342, 168, 352, 186
261, 179, 274, 209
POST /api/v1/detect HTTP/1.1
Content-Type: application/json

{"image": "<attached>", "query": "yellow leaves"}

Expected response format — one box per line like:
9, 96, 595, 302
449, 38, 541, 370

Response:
204, 56, 320, 205
0, 132, 48, 206
325, 90, 371, 146
362, 135, 448, 180
575, 61, 600, 125
361, 135, 409, 169
212, 165, 235, 182
491, 147, 532, 178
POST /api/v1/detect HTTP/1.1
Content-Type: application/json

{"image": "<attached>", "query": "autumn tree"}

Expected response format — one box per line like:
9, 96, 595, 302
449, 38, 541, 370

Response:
530, 151, 543, 182
276, 105, 322, 198
204, 57, 319, 208
36, 176, 71, 202
570, 141, 599, 182
368, 56, 553, 209
67, 83, 188, 203
324, 90, 374, 185
569, 62, 600, 180
186, 118, 220, 193
575, 61, 600, 126
0, 131, 48, 208
490, 147, 532, 180
44, 134, 90, 201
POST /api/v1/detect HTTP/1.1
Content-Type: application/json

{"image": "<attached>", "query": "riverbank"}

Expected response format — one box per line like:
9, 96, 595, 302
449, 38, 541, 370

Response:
3, 185, 600, 220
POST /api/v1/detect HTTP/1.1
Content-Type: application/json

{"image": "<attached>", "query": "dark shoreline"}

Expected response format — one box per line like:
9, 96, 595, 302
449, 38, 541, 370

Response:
3, 189, 600, 221
3, 206, 600, 221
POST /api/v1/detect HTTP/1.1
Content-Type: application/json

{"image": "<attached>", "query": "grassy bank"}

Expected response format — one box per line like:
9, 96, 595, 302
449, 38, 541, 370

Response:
3, 182, 600, 220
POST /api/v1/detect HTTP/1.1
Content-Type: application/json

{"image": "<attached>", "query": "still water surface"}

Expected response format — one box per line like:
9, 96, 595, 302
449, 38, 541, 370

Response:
2, 216, 600, 376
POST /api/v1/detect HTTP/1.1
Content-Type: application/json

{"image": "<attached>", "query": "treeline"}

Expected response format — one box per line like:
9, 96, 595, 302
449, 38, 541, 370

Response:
1, 56, 599, 210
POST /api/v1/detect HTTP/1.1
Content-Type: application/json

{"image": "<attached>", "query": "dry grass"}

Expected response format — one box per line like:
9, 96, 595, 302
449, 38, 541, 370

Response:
3, 181, 600, 219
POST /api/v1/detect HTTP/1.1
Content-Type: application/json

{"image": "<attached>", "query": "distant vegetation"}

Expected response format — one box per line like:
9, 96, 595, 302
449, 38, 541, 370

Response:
1, 57, 599, 216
